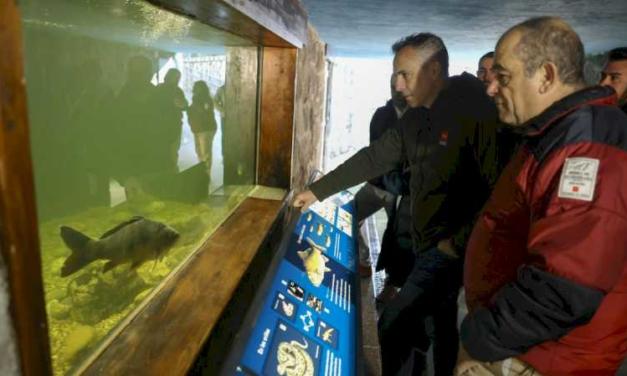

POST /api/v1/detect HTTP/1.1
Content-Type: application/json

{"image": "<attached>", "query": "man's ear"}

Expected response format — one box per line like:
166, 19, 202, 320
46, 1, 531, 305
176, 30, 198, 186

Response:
427, 59, 441, 79
538, 62, 558, 94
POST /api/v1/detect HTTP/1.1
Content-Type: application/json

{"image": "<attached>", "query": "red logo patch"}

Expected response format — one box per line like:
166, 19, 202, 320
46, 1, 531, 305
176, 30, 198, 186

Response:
572, 186, 579, 192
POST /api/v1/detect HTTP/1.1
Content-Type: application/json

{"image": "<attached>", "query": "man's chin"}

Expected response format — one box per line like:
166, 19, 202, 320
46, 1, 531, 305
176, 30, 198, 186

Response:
500, 119, 519, 126
497, 111, 517, 126
406, 98, 422, 108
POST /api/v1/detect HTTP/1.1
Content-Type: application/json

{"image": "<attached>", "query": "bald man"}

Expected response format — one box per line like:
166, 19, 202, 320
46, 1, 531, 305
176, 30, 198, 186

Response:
457, 17, 627, 376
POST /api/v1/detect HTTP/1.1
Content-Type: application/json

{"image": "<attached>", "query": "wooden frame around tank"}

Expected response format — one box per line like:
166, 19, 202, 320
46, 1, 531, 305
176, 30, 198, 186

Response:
0, 2, 54, 375
0, 0, 306, 374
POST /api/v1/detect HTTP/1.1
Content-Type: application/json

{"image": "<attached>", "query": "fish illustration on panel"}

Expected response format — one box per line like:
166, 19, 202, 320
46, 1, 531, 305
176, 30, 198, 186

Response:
297, 238, 330, 287
59, 216, 180, 277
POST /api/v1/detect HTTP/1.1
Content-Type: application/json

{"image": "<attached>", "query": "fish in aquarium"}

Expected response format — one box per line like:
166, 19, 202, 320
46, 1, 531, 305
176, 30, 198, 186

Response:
59, 216, 180, 277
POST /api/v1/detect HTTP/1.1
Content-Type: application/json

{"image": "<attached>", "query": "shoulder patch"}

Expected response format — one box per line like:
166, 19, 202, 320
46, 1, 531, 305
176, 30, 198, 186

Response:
558, 157, 599, 201
439, 130, 449, 146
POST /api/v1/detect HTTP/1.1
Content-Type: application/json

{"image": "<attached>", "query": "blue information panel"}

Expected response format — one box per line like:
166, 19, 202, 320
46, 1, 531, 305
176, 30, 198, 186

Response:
232, 192, 359, 376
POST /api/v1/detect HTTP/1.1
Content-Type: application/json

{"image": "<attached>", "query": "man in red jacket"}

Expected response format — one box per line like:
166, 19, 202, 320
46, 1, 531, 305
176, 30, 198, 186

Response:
457, 17, 627, 376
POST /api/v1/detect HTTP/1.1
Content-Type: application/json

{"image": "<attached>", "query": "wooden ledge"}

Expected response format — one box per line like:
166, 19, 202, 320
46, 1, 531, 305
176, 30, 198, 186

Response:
83, 197, 284, 376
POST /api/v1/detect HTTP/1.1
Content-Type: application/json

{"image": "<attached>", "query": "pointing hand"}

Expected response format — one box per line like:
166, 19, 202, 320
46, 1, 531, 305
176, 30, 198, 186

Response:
293, 190, 318, 212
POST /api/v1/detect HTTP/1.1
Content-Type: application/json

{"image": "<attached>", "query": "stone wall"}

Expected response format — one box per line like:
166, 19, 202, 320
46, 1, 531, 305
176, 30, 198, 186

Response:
0, 250, 20, 376
291, 25, 327, 190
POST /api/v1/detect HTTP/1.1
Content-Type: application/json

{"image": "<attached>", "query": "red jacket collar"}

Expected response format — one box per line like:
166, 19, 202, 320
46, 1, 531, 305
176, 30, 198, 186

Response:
523, 86, 617, 137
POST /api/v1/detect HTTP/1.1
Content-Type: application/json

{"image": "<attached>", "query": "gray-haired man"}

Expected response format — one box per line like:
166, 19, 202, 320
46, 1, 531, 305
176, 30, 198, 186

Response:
294, 33, 500, 375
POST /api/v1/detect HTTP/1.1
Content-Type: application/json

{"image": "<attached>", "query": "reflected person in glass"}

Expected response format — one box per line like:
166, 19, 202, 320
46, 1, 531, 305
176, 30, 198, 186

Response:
112, 55, 162, 191
187, 81, 217, 174
156, 68, 188, 172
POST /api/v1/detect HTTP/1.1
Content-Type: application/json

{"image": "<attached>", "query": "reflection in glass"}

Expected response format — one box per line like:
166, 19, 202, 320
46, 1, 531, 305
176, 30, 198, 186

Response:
188, 80, 217, 171
19, 0, 259, 374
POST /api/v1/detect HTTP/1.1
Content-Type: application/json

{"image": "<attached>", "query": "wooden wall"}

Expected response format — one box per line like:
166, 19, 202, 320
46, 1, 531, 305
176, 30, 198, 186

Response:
222, 0, 307, 47
258, 47, 298, 188
149, 0, 307, 48
223, 47, 260, 186
0, 1, 53, 375
258, 26, 328, 190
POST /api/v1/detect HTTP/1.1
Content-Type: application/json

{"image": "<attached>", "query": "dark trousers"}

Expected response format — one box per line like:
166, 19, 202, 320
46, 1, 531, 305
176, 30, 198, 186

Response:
378, 247, 463, 376
376, 195, 414, 286
354, 183, 397, 265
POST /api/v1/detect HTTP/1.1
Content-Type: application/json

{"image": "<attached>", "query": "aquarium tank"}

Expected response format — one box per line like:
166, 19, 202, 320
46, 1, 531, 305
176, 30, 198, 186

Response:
19, 0, 260, 373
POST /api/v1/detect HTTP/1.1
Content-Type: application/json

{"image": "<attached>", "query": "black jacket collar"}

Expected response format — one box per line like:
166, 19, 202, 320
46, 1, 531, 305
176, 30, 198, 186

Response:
523, 85, 617, 137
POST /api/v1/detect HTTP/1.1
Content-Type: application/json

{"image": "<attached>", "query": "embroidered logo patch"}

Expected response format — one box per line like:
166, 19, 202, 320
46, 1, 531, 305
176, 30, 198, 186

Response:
439, 130, 448, 146
557, 157, 599, 201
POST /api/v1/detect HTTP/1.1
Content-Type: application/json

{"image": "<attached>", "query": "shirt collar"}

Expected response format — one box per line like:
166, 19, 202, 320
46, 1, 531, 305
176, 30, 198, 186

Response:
522, 85, 617, 137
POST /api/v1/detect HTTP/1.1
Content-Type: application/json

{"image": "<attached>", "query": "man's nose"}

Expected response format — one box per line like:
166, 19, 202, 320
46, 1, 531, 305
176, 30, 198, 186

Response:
599, 76, 612, 86
394, 77, 406, 92
486, 79, 498, 97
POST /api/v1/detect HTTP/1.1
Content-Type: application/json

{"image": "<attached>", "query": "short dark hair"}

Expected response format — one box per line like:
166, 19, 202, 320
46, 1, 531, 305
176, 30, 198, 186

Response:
500, 17, 585, 85
392, 33, 449, 77
164, 68, 182, 84
480, 51, 494, 62
608, 47, 627, 62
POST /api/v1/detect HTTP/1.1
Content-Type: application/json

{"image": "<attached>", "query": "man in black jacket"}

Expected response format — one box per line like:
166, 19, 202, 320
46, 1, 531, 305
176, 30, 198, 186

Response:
354, 79, 407, 278
294, 33, 499, 375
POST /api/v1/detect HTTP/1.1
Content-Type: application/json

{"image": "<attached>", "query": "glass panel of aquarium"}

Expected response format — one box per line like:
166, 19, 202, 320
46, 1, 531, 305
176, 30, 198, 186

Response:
19, 0, 259, 373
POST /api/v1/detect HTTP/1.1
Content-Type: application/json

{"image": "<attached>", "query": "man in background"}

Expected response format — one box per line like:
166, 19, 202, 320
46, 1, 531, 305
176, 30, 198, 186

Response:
354, 77, 407, 278
477, 51, 496, 87
600, 47, 627, 113
479, 50, 520, 172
